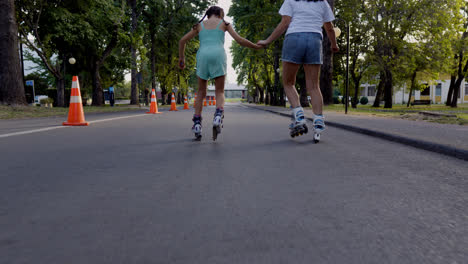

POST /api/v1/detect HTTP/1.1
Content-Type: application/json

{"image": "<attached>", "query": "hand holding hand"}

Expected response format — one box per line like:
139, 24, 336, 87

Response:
257, 40, 269, 48
178, 57, 185, 70
252, 43, 263, 50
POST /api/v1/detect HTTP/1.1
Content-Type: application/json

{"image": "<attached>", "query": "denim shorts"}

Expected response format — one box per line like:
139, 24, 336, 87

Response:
282, 32, 323, 65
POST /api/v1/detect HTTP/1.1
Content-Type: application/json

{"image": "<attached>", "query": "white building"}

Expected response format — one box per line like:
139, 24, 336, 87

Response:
207, 83, 246, 98
360, 79, 468, 104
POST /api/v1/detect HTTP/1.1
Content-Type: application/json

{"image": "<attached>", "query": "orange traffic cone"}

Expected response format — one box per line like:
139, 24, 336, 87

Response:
169, 93, 178, 111
63, 76, 89, 126
213, 96, 216, 106
146, 89, 162, 114
183, 95, 190, 110
209, 96, 213, 106
203, 97, 207, 106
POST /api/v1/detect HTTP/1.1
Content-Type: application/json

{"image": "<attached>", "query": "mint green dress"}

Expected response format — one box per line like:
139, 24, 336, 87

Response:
196, 20, 227, 80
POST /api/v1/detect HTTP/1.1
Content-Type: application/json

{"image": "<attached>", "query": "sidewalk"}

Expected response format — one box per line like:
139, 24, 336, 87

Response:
242, 103, 468, 161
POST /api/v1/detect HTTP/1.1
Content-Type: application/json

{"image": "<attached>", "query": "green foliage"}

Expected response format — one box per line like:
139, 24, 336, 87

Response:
360, 96, 368, 105
229, 0, 283, 105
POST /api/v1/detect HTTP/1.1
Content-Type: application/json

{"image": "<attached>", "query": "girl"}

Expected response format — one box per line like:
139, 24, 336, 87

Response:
179, 6, 261, 141
257, 0, 339, 143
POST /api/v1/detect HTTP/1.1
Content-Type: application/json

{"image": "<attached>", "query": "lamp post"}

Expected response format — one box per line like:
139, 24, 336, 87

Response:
334, 18, 350, 114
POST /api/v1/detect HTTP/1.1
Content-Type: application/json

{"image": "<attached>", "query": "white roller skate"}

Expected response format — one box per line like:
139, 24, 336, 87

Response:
289, 107, 308, 138
312, 114, 325, 143
212, 108, 224, 141
192, 115, 202, 141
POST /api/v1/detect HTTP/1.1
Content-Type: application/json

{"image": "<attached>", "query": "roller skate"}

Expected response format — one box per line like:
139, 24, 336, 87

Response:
312, 114, 325, 143
212, 108, 224, 141
192, 115, 202, 141
289, 107, 308, 138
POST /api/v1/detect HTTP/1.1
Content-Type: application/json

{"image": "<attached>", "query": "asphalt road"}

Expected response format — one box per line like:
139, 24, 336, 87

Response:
1, 104, 467, 264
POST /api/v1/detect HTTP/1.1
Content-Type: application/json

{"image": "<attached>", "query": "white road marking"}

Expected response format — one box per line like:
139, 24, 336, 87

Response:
0, 114, 149, 139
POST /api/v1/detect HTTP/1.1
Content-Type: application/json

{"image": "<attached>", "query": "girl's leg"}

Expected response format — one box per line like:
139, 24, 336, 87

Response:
282, 61, 301, 108
214, 75, 225, 108
303, 64, 323, 115
195, 77, 208, 115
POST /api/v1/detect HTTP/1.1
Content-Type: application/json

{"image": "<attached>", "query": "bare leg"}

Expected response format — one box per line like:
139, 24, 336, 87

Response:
195, 77, 208, 116
214, 75, 225, 108
304, 64, 323, 115
282, 61, 301, 108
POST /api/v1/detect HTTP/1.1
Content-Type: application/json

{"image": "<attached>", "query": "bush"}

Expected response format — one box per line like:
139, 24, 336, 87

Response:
333, 97, 340, 104
360, 96, 369, 105
40, 98, 54, 105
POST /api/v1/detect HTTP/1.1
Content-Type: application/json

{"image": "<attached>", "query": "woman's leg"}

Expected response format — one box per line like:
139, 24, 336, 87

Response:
282, 61, 301, 108
303, 64, 323, 115
214, 75, 225, 108
195, 77, 208, 115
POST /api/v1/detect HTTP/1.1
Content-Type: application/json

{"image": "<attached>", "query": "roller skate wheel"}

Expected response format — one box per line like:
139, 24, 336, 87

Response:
313, 133, 320, 143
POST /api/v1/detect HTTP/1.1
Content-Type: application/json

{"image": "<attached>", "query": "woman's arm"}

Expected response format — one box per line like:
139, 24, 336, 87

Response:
178, 27, 199, 69
257, 16, 291, 47
226, 24, 262, 49
323, 22, 339, 53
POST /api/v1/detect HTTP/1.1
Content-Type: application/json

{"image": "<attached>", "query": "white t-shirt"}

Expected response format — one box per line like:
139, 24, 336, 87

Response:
279, 0, 335, 37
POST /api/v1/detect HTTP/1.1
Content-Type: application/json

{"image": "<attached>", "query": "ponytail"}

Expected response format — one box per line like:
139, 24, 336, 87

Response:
193, 6, 230, 30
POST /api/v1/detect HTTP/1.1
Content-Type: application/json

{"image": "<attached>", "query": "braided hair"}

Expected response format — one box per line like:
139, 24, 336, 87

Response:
193, 6, 230, 30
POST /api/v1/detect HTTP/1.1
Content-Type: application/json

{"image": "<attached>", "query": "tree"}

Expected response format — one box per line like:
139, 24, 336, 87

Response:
446, 2, 468, 107
320, 0, 334, 105
0, 0, 26, 105
229, 0, 283, 106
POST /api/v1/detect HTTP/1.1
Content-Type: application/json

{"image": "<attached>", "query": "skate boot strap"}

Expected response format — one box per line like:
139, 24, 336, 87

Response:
313, 117, 325, 130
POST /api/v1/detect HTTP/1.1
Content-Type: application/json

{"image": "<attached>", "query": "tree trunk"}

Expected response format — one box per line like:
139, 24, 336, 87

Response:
56, 77, 65, 107
91, 64, 103, 106
446, 75, 455, 106
161, 85, 167, 105
372, 75, 385, 107
150, 30, 156, 92
384, 68, 393, 108
451, 78, 463, 108
352, 79, 360, 108
129, 0, 138, 105
319, 0, 334, 105
56, 54, 66, 107
0, 0, 26, 105
407, 71, 417, 107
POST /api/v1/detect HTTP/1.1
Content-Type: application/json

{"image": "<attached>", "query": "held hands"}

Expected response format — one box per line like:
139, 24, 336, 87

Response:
178, 57, 185, 70
257, 40, 269, 48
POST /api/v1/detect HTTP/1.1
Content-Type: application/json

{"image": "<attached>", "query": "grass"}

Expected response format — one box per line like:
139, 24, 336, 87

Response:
326, 104, 468, 125
0, 105, 144, 120
259, 102, 468, 125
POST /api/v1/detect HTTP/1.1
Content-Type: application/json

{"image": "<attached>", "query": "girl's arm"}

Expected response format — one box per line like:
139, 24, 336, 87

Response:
178, 27, 199, 69
257, 16, 291, 47
323, 22, 339, 53
226, 24, 262, 49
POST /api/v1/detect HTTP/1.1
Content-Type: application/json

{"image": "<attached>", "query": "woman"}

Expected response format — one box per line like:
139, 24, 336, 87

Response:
258, 0, 339, 142
179, 6, 261, 141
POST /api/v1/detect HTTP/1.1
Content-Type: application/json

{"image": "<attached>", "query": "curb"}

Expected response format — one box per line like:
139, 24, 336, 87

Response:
242, 104, 468, 162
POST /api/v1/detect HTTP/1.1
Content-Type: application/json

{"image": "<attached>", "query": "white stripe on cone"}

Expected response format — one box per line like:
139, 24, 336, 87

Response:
70, 96, 82, 103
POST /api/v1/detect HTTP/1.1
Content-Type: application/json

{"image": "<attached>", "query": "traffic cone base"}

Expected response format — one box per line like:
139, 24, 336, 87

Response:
63, 76, 89, 126
147, 89, 162, 114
